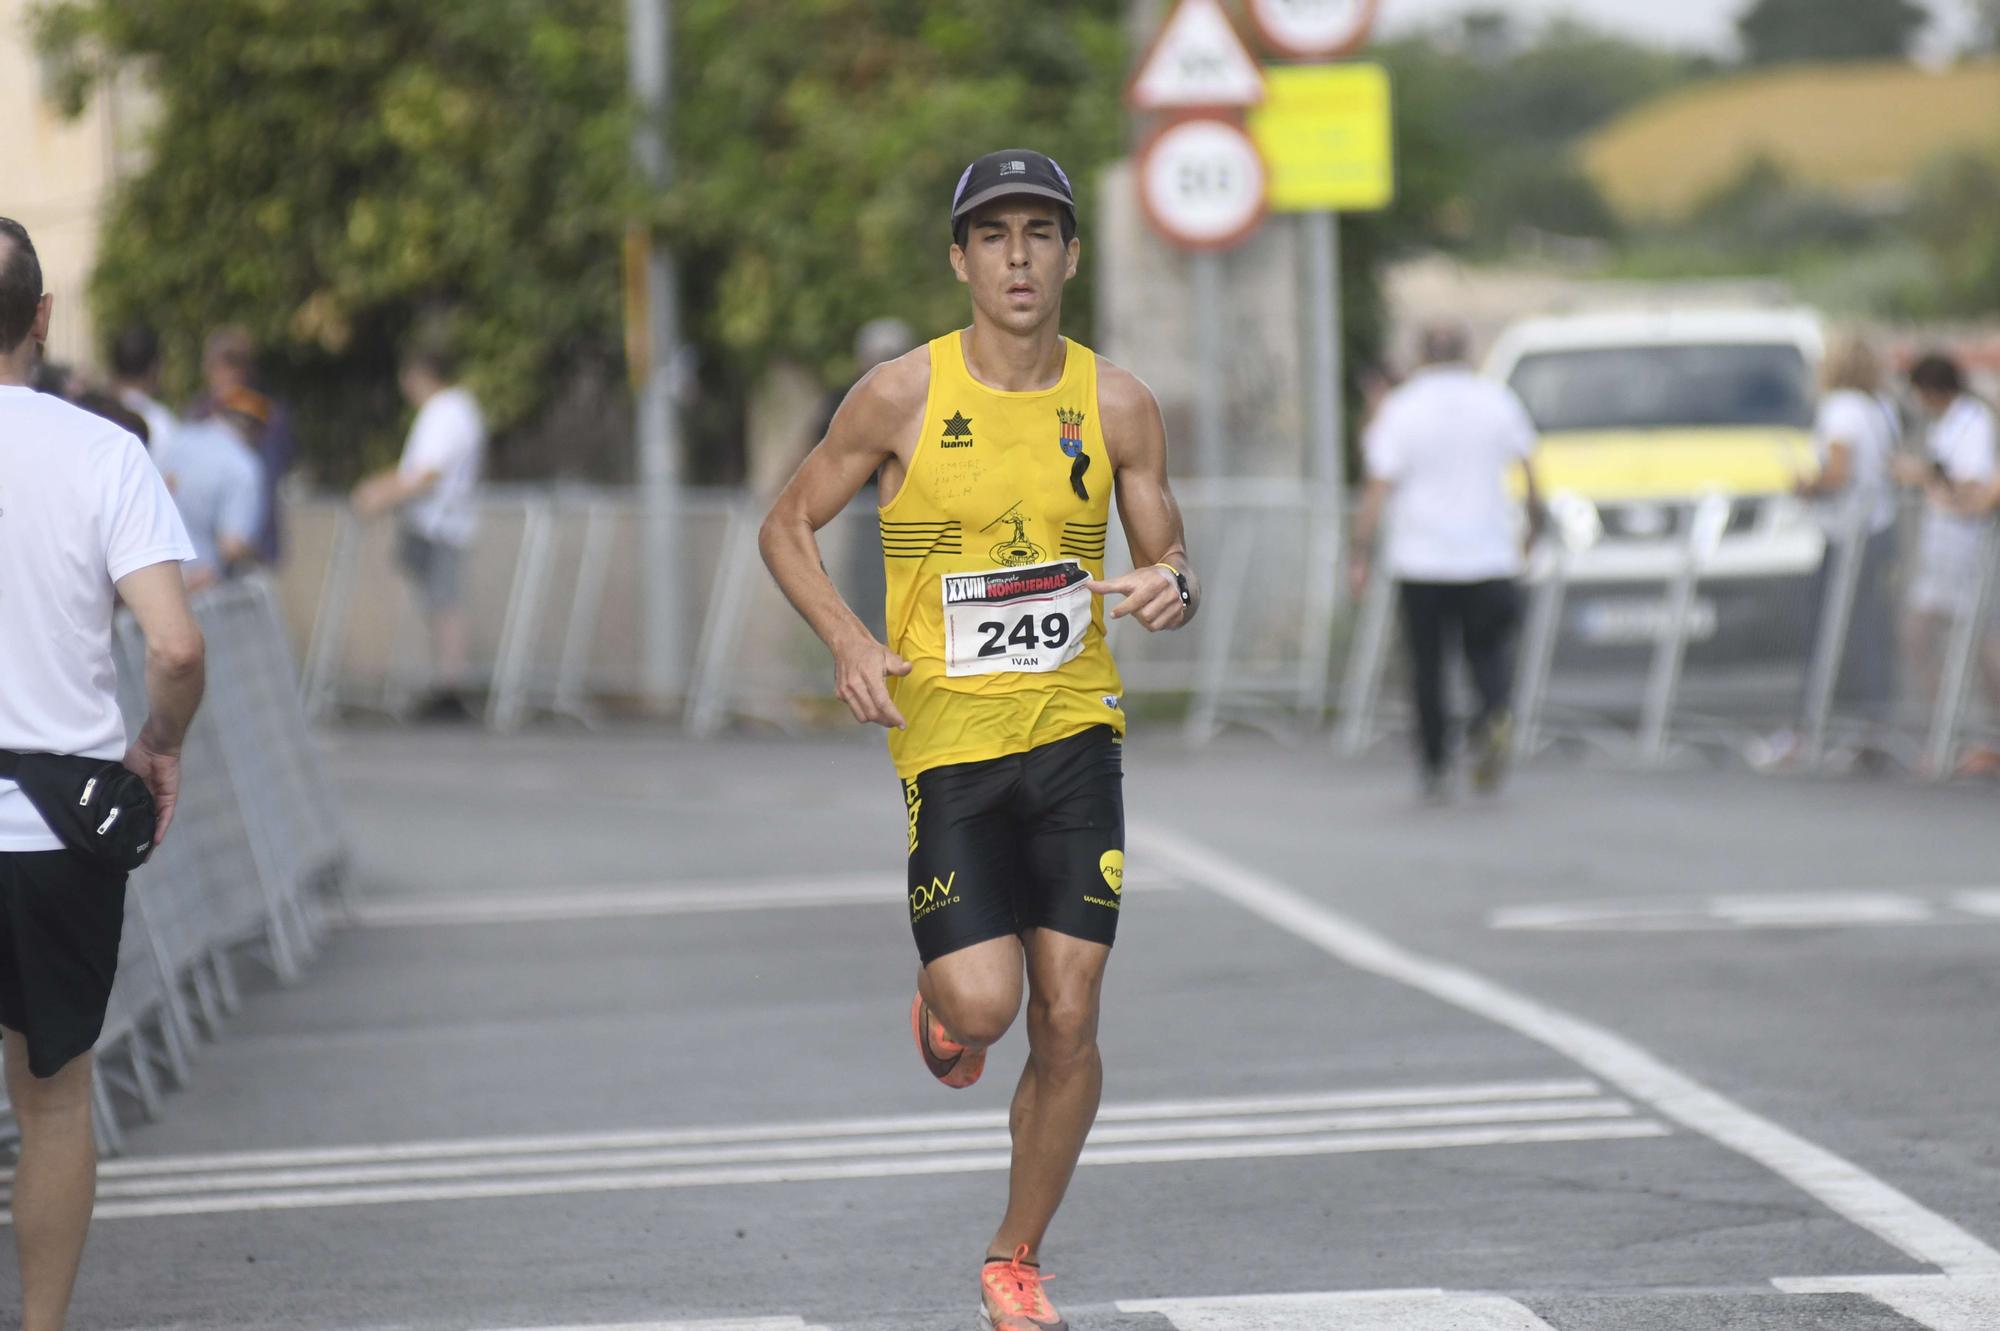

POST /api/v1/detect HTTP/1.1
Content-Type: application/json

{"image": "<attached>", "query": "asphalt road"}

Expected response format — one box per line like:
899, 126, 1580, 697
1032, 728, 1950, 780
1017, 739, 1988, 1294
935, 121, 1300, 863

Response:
13, 725, 2000, 1331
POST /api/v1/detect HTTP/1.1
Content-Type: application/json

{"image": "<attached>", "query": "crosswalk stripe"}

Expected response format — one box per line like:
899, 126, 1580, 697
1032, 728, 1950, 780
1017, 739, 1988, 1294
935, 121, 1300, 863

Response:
482, 1322, 824, 1331
1120, 1290, 1557, 1329
50, 1119, 1665, 1223
14, 1078, 1605, 1182
65, 1099, 1640, 1200
1776, 1274, 2000, 1331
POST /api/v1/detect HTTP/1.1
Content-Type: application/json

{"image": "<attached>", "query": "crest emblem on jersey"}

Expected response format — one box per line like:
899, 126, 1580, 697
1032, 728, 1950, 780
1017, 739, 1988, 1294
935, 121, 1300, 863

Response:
940, 411, 974, 449
1057, 408, 1089, 500
982, 501, 1047, 568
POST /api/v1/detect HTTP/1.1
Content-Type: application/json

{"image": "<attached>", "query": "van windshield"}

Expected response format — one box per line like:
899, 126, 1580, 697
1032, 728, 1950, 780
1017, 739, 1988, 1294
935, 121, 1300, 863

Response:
1507, 344, 1813, 433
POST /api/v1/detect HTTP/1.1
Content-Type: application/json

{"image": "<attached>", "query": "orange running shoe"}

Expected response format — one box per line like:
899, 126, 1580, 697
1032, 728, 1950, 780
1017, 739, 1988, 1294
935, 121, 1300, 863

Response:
981, 1245, 1066, 1331
911, 992, 985, 1089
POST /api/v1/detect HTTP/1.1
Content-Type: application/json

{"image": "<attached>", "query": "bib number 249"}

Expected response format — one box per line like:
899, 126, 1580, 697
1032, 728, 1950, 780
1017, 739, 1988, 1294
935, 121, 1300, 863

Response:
976, 612, 1072, 660
942, 559, 1093, 678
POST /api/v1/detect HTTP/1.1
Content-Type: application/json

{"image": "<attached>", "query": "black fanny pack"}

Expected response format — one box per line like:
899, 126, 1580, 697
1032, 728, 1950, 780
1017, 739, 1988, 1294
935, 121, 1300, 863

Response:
0, 750, 157, 872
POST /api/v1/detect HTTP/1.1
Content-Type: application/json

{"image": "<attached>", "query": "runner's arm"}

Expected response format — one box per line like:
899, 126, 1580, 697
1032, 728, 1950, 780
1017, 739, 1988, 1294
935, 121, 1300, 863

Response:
1092, 363, 1196, 631
760, 356, 926, 727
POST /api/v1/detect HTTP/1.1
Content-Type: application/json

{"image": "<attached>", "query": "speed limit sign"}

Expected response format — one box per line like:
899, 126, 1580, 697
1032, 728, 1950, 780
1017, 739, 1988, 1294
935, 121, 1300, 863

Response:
1244, 0, 1380, 58
1136, 116, 1268, 251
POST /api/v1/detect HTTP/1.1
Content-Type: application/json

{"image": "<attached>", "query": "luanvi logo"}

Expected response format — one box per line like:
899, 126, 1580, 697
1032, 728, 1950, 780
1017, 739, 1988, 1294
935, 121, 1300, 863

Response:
909, 871, 960, 921
940, 411, 974, 449
903, 778, 922, 856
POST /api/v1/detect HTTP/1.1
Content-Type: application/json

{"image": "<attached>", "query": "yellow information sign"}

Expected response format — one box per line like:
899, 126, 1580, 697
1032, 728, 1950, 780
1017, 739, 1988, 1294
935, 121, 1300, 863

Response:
1248, 62, 1394, 212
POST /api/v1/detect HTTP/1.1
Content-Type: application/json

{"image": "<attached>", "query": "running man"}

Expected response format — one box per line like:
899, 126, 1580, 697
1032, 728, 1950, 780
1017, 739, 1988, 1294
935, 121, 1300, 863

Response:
760, 150, 1197, 1330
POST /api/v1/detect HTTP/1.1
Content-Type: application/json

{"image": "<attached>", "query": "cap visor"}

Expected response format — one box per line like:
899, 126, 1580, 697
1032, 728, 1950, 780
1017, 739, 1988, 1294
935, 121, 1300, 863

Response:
951, 183, 1075, 223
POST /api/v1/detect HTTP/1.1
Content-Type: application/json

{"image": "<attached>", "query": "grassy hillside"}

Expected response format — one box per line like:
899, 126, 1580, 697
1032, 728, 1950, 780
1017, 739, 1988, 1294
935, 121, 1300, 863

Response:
1582, 59, 2000, 223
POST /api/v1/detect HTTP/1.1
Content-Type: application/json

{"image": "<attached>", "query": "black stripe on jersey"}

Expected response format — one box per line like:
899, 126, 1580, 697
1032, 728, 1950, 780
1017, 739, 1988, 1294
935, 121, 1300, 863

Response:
1059, 520, 1107, 560
882, 520, 964, 558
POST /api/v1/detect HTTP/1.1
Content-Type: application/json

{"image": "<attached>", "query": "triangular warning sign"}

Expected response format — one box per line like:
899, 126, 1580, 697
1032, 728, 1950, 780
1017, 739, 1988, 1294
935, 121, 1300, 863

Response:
1127, 0, 1266, 111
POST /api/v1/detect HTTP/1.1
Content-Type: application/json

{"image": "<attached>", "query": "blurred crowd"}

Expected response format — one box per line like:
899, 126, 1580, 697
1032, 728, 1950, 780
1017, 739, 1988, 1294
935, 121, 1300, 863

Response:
1775, 339, 1999, 776
38, 323, 486, 721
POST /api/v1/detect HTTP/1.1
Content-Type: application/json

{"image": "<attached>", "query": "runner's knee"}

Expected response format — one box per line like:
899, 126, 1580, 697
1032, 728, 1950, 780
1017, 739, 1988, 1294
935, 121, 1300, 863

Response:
1025, 991, 1098, 1064
945, 998, 1018, 1050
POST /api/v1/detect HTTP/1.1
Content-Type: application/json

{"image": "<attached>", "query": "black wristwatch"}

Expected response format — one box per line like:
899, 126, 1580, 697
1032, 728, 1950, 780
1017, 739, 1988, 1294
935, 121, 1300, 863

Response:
1156, 562, 1191, 607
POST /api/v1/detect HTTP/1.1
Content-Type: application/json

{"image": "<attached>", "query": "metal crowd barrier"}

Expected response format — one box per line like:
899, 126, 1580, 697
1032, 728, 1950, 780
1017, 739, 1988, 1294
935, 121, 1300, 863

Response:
284, 483, 1345, 744
1337, 487, 2000, 778
0, 578, 349, 1157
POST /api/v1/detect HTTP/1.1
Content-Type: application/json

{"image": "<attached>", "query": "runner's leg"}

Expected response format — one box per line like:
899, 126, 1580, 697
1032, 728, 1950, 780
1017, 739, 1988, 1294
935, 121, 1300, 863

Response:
3, 1030, 96, 1331
919, 934, 1025, 1051
988, 927, 1110, 1262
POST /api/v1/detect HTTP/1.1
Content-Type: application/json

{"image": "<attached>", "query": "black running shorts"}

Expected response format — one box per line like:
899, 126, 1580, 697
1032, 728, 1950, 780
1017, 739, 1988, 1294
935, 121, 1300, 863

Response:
902, 726, 1125, 964
0, 851, 128, 1079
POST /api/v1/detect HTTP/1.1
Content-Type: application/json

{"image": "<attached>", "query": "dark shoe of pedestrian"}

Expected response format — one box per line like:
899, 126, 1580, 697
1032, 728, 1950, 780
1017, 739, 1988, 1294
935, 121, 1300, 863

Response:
1472, 710, 1513, 795
412, 690, 476, 724
1419, 766, 1451, 806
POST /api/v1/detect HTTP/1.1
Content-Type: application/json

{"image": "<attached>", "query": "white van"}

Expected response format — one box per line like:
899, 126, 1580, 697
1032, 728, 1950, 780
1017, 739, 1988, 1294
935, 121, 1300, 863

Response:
1484, 308, 1826, 656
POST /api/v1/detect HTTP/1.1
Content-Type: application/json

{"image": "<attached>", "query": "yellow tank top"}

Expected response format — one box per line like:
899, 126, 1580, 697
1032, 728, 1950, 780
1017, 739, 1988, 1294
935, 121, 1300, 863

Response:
880, 330, 1126, 778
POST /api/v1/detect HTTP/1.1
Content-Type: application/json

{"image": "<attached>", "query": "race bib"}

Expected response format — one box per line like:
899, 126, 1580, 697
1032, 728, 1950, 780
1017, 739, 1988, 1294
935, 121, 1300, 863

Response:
941, 559, 1093, 678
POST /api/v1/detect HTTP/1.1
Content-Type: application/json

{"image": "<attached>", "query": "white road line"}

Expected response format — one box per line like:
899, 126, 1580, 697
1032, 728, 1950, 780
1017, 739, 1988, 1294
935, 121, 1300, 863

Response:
1776, 1274, 2000, 1331
32, 1079, 1601, 1181
1949, 889, 2000, 919
1120, 1289, 1558, 1330
1490, 893, 1937, 932
59, 1120, 1667, 1223
347, 873, 1180, 928
1136, 822, 2000, 1278
484, 1322, 823, 1331
52, 1099, 1641, 1201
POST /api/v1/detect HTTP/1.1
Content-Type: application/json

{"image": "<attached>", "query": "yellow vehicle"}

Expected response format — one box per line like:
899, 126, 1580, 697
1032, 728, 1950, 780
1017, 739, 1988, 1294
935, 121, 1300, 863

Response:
1484, 308, 1825, 658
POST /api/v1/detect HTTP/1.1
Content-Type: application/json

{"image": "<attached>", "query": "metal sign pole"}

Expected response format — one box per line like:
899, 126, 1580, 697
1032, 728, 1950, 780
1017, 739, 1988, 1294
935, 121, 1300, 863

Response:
628, 0, 685, 705
1191, 250, 1227, 478
1302, 210, 1341, 490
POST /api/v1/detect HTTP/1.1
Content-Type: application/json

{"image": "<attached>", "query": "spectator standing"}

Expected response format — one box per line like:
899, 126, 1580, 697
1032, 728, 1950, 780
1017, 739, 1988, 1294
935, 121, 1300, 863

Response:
351, 343, 487, 722
107, 324, 177, 454
0, 218, 205, 1331
1894, 352, 2000, 775
156, 388, 270, 591
1352, 324, 1543, 801
188, 327, 296, 565
1758, 334, 1902, 768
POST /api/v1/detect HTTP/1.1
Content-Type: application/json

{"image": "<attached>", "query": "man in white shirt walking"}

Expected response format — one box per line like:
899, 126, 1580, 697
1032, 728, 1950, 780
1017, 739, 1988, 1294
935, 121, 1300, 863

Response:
351, 341, 487, 721
1353, 324, 1543, 800
0, 218, 205, 1331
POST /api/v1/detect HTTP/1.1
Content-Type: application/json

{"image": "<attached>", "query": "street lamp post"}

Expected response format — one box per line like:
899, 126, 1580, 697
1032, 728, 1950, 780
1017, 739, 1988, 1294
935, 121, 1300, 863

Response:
627, 0, 685, 705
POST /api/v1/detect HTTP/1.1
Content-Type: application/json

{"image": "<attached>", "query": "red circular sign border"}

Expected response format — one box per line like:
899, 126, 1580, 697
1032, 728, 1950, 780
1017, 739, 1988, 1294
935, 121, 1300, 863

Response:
1134, 113, 1271, 254
1243, 0, 1382, 60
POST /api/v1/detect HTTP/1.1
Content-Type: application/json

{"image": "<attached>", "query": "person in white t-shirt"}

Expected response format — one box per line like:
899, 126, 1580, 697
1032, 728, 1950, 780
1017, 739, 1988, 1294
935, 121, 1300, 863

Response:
350, 341, 487, 721
1757, 334, 1903, 767
1353, 324, 1544, 800
1893, 352, 2000, 775
0, 217, 205, 1331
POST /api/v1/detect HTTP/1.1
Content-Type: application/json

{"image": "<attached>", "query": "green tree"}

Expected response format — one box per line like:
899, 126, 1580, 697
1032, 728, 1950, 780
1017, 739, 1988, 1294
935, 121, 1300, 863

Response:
664, 2, 1126, 390
40, 0, 1132, 482
1908, 151, 2000, 315
1736, 0, 1929, 65
36, 0, 635, 480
